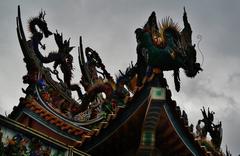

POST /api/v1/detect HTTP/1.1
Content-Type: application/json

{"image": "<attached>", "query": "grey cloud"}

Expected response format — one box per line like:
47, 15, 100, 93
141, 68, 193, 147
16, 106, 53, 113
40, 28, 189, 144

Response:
184, 78, 238, 107
228, 72, 240, 84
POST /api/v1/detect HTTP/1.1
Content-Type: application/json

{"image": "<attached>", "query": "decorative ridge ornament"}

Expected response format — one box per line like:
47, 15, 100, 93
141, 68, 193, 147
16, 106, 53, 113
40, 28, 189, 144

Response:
131, 8, 202, 92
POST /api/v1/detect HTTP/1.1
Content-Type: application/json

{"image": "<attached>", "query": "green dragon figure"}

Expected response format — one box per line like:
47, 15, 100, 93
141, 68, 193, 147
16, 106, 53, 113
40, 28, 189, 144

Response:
134, 8, 202, 91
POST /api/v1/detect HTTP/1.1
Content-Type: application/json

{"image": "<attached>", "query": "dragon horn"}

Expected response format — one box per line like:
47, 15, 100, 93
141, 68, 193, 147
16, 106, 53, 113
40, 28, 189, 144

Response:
119, 70, 125, 76
39, 9, 46, 20
39, 10, 43, 19
43, 11, 46, 19
131, 61, 134, 68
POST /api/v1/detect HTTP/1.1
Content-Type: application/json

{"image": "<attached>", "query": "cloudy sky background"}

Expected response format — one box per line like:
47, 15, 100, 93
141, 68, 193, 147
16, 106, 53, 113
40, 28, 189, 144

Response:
0, 0, 239, 155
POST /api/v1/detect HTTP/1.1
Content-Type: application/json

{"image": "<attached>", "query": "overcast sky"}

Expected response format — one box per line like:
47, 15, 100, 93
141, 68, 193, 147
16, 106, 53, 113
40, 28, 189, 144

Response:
0, 0, 240, 155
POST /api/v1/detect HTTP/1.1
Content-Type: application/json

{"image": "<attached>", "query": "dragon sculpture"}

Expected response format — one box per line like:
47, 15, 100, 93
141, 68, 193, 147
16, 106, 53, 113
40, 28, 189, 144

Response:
120, 8, 202, 92
196, 107, 223, 149
27, 10, 83, 99
78, 38, 114, 111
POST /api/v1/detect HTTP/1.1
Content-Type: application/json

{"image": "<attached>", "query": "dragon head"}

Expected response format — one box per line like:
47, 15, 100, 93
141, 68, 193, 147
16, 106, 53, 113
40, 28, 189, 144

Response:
38, 11, 52, 38
28, 10, 53, 39
183, 44, 202, 78
180, 8, 203, 78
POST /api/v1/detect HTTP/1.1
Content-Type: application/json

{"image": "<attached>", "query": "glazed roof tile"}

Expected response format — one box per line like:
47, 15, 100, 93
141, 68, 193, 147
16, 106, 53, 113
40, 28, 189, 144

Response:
22, 97, 93, 139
